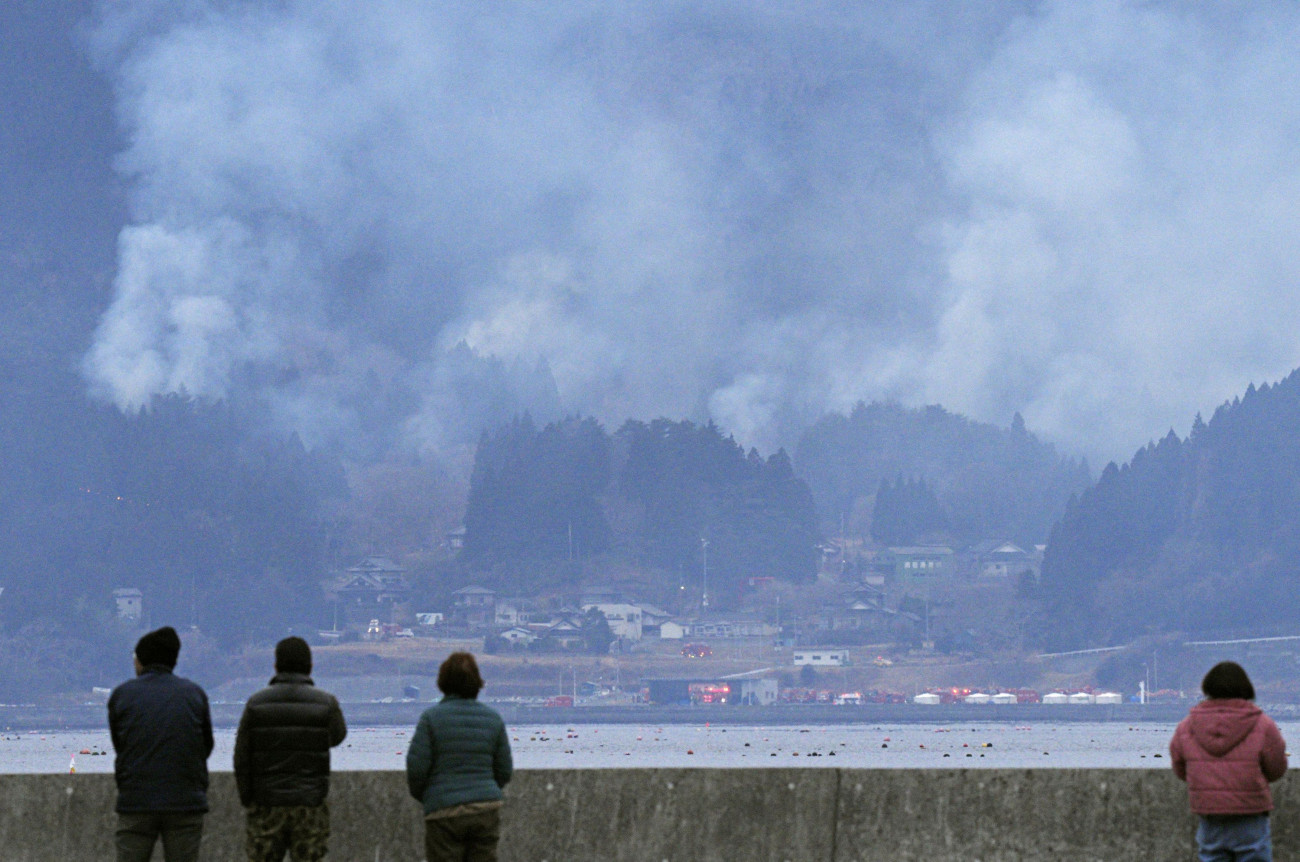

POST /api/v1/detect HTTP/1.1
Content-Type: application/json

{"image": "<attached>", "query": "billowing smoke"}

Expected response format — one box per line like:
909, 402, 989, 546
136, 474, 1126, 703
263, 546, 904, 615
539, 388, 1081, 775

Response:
83, 1, 1300, 464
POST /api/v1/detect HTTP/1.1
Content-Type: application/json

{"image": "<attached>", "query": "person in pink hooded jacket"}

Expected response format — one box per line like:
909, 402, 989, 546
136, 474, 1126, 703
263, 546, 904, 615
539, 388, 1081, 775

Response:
1170, 661, 1287, 862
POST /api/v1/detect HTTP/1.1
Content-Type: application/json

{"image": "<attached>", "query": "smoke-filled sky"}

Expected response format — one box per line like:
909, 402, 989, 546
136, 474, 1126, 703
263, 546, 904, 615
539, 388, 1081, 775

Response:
30, 1, 1300, 463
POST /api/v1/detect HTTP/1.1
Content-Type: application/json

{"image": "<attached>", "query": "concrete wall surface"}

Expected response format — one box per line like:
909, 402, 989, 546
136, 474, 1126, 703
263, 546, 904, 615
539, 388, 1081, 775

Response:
1, 768, 1293, 861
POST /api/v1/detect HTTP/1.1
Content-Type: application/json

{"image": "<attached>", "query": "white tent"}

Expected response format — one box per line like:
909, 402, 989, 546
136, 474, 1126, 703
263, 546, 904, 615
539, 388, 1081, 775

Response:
1042, 692, 1069, 704
913, 692, 941, 705
1094, 692, 1123, 704
991, 692, 1018, 705
1068, 692, 1095, 704
964, 692, 991, 704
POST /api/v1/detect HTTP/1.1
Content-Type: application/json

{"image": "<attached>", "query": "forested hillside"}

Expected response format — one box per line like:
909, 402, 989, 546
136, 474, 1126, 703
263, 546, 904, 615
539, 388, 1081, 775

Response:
795, 402, 1091, 545
0, 254, 350, 697
458, 416, 819, 603
1040, 371, 1300, 650
0, 387, 345, 648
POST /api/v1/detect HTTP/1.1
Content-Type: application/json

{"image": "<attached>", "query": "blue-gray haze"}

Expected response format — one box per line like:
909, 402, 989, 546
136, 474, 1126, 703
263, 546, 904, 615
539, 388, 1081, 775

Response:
7, 1, 1300, 464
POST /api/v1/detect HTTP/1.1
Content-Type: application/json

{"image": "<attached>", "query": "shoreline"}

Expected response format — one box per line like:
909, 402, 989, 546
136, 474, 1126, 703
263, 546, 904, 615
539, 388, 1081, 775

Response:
0, 701, 1192, 731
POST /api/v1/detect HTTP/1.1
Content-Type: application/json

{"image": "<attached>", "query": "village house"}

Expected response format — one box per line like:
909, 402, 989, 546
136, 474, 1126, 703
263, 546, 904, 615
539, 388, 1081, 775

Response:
332, 557, 409, 626
113, 587, 143, 624
636, 603, 674, 638
452, 585, 497, 628
443, 525, 466, 551
967, 540, 1041, 579
531, 616, 587, 650
879, 546, 956, 582
659, 620, 689, 640
582, 602, 644, 641
793, 648, 851, 667
493, 596, 533, 627
688, 617, 778, 638
497, 626, 536, 647
816, 586, 921, 641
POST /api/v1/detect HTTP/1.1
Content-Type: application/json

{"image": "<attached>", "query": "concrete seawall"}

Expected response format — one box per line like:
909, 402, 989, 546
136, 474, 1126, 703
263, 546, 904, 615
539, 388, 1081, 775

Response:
0, 769, 1290, 861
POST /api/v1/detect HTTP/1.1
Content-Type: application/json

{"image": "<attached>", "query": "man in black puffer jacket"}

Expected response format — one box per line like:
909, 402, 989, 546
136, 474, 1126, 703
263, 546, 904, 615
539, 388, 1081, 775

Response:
235, 636, 347, 862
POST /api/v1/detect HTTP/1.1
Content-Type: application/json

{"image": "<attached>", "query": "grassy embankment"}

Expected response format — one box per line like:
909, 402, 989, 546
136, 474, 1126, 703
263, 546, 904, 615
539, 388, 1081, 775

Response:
293, 637, 1100, 700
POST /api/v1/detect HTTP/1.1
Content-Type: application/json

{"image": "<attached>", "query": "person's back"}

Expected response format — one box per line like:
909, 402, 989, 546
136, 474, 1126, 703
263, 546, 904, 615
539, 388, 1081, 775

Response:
235, 636, 346, 862
108, 626, 214, 862
406, 652, 513, 862
1170, 661, 1286, 862
408, 696, 512, 811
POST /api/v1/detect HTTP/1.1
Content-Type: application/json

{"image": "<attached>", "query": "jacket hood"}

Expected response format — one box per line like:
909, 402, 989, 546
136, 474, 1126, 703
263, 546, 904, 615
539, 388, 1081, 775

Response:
268, 672, 314, 686
1188, 698, 1262, 756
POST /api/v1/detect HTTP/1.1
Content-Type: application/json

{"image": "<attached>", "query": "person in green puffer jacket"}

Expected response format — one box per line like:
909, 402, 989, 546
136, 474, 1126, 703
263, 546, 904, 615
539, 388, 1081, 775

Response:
406, 651, 514, 861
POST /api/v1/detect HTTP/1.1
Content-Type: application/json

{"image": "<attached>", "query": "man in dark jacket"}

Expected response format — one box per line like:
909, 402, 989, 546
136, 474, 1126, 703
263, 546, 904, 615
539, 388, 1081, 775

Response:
234, 636, 347, 862
108, 625, 214, 862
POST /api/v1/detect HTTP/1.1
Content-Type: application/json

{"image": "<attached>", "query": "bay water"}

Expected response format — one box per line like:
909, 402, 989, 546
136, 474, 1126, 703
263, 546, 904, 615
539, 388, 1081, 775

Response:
3, 720, 1273, 773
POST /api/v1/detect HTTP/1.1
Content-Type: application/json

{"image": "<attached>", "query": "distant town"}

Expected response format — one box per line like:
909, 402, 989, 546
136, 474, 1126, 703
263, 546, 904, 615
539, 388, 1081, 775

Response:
101, 541, 1232, 710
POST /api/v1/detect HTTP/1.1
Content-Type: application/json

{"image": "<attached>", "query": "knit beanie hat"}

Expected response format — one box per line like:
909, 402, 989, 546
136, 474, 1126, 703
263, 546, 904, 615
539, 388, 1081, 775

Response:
135, 626, 182, 669
275, 636, 312, 674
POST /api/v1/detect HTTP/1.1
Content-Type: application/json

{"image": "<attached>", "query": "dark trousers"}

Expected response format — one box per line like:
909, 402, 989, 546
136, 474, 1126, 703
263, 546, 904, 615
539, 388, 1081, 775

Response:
116, 811, 204, 862
424, 808, 501, 862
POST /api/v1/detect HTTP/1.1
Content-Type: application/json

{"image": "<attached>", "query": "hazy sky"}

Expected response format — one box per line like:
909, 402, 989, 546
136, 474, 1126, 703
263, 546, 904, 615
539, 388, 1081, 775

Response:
14, 1, 1300, 464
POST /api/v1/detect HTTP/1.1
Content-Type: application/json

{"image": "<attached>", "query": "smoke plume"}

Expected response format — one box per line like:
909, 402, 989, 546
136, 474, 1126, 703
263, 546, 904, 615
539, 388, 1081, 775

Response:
83, 1, 1300, 463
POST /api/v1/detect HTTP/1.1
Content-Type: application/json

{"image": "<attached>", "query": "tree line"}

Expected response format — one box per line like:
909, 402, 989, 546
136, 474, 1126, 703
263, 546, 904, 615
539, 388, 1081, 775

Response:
795, 401, 1092, 546
1039, 371, 1300, 650
457, 416, 820, 605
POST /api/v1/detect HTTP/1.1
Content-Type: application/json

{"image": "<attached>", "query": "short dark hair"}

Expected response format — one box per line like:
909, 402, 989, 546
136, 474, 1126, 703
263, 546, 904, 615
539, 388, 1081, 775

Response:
1202, 661, 1255, 700
438, 651, 484, 699
275, 636, 312, 674
135, 626, 182, 669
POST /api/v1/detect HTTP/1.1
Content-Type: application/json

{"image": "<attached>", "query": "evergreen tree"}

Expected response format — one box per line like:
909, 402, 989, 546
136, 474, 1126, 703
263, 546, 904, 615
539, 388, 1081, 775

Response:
871, 476, 947, 545
462, 415, 612, 566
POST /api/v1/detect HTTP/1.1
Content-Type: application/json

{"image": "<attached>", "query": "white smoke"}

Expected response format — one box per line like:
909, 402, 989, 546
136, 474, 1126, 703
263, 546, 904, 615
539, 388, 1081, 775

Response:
920, 1, 1300, 457
83, 1, 1300, 463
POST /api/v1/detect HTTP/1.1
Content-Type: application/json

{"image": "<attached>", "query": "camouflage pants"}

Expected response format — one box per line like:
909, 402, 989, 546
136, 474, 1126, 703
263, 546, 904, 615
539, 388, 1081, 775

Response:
245, 803, 330, 862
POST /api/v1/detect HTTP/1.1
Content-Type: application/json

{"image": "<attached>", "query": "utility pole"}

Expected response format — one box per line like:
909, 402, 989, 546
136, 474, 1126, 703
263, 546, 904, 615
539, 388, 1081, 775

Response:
701, 537, 710, 609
